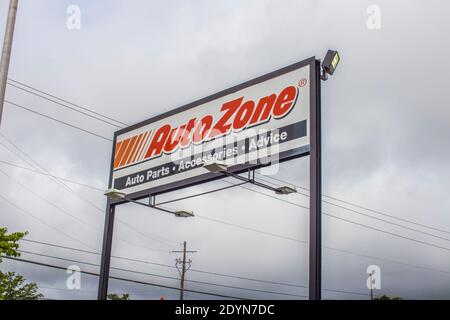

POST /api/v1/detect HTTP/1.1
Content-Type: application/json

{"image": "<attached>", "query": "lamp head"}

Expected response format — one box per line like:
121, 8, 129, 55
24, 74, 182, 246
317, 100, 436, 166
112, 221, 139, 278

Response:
174, 210, 195, 218
322, 50, 340, 76
203, 160, 228, 173
274, 186, 297, 195
104, 188, 126, 200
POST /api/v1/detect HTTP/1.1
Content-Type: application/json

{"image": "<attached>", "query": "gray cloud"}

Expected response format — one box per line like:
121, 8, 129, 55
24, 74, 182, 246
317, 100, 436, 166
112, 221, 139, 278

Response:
1, 0, 450, 300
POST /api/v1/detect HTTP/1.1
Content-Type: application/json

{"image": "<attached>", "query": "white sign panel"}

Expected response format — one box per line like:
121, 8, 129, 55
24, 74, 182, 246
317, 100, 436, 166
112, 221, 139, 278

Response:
110, 59, 314, 197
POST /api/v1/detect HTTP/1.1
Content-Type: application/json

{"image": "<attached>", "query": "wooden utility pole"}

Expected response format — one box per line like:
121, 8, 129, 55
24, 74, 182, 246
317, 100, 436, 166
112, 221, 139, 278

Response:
172, 241, 196, 300
180, 241, 187, 300
0, 0, 19, 126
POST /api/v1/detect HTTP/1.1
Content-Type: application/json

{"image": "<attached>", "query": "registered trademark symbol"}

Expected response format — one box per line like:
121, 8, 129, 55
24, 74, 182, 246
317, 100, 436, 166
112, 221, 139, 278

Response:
298, 79, 307, 87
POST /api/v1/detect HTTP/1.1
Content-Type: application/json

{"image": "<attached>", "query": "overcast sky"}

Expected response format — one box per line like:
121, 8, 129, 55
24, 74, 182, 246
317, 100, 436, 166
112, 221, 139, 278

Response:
1, 0, 450, 300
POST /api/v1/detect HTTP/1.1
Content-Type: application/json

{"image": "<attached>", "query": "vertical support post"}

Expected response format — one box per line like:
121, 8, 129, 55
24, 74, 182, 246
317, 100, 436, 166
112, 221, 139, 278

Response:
98, 137, 117, 300
97, 200, 116, 300
0, 0, 19, 126
309, 59, 322, 300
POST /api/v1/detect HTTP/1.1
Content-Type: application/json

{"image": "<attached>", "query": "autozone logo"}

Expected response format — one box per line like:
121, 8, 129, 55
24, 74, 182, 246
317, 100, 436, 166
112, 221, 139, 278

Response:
113, 85, 299, 170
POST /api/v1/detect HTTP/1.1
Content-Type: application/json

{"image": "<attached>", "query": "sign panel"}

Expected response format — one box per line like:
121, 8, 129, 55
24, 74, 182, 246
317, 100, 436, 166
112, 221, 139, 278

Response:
110, 58, 315, 199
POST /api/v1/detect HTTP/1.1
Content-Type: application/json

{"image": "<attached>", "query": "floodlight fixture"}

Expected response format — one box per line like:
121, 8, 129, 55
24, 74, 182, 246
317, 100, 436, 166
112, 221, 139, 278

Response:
203, 160, 228, 173
274, 186, 297, 195
174, 210, 195, 218
321, 50, 340, 80
104, 188, 126, 200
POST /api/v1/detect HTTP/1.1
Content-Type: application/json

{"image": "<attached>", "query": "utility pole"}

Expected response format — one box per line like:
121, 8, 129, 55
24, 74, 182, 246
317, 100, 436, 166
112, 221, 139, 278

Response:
171, 241, 196, 300
0, 0, 19, 127
179, 241, 187, 300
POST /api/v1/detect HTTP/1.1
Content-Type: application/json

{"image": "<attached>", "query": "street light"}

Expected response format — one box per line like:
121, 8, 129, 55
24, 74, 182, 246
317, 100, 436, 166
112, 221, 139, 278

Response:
104, 188, 194, 217
203, 161, 297, 195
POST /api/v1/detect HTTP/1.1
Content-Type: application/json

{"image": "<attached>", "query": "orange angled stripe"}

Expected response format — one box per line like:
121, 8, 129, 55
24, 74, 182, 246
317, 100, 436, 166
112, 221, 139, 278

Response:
119, 135, 138, 168
114, 138, 131, 169
125, 133, 144, 165
131, 131, 148, 164
114, 141, 123, 160
137, 130, 152, 161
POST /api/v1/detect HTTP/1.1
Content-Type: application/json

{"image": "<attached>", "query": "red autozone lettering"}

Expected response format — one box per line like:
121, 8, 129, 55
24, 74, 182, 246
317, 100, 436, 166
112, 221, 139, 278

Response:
114, 85, 298, 169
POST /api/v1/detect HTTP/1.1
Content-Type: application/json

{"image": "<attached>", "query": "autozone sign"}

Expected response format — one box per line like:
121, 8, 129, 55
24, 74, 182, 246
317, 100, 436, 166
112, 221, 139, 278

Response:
110, 58, 315, 199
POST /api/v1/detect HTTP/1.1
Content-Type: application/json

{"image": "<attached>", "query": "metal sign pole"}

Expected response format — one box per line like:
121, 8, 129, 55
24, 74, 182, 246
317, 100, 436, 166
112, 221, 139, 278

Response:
97, 200, 115, 300
309, 59, 322, 300
97, 141, 118, 300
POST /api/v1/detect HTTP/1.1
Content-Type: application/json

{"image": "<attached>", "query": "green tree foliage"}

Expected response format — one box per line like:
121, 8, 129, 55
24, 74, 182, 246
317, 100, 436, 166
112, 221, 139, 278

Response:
0, 227, 43, 300
0, 227, 27, 263
107, 293, 130, 300
0, 271, 43, 300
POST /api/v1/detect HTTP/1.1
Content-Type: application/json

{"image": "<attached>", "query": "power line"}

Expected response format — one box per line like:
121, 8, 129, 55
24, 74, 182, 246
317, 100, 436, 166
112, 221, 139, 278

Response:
323, 212, 450, 252
0, 138, 106, 208
323, 194, 450, 235
196, 214, 308, 244
21, 239, 100, 256
20, 238, 307, 288
322, 201, 450, 243
11, 160, 450, 273
9, 252, 390, 300
24, 233, 450, 279
7, 78, 128, 126
259, 173, 450, 235
7, 82, 123, 128
0, 192, 97, 250
0, 133, 107, 212
19, 237, 450, 297
3, 89, 450, 292
9, 94, 445, 249
160, 175, 449, 255
0, 163, 171, 254
257, 174, 450, 243
4, 100, 112, 141
9, 78, 449, 240
322, 244, 450, 276
0, 133, 180, 249
222, 175, 450, 253
15, 249, 309, 298
0, 167, 102, 235
0, 159, 104, 191
6, 114, 444, 250
3, 165, 174, 259
2, 255, 248, 300
6, 183, 448, 297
